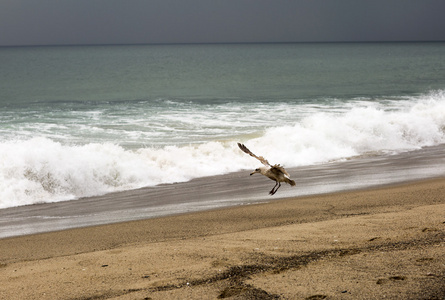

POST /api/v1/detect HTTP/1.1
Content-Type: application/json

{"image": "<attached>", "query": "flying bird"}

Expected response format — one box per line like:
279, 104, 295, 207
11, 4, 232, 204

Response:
238, 143, 296, 195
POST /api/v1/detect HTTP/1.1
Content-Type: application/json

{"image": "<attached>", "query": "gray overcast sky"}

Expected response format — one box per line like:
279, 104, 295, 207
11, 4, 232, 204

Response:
1, 0, 445, 46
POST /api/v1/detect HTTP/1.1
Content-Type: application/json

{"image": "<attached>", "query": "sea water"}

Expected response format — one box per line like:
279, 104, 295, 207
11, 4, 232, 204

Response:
1, 43, 444, 208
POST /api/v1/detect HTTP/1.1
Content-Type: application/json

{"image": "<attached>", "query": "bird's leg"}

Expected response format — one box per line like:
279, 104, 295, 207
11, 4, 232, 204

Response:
270, 182, 281, 196
269, 182, 278, 195
269, 181, 280, 195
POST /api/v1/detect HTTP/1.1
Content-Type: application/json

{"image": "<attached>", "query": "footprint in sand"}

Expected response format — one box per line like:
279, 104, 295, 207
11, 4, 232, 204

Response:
416, 257, 434, 263
305, 295, 327, 300
376, 276, 406, 284
422, 227, 439, 232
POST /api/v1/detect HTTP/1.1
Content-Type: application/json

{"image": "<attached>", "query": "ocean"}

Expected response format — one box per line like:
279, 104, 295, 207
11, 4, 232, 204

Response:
1, 42, 445, 209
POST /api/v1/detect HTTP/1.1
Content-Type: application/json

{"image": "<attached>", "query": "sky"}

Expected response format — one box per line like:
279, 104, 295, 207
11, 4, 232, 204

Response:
1, 0, 445, 46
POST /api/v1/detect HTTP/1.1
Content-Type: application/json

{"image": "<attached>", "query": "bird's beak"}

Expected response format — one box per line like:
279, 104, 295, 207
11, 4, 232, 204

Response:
250, 170, 257, 176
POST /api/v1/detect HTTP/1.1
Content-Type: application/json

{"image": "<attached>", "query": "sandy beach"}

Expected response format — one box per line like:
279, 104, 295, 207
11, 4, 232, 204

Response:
0, 177, 444, 299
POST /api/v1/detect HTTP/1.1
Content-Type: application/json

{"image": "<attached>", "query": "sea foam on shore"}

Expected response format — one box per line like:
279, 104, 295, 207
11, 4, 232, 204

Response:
1, 93, 444, 209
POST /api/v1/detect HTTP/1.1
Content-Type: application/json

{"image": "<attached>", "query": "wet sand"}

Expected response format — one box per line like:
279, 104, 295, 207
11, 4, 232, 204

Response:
0, 177, 444, 299
1, 144, 445, 239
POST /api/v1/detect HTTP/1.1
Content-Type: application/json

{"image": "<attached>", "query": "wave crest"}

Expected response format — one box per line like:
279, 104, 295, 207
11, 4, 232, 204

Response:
1, 93, 444, 208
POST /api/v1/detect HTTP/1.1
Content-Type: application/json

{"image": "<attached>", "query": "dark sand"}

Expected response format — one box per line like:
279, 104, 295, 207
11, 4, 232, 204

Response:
0, 145, 444, 299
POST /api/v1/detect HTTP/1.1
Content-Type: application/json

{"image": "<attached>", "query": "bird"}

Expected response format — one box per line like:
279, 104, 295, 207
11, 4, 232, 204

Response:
238, 143, 296, 195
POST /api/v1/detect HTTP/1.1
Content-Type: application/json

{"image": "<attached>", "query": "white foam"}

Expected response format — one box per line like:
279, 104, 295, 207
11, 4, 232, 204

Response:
249, 92, 445, 166
1, 92, 444, 208
0, 139, 252, 208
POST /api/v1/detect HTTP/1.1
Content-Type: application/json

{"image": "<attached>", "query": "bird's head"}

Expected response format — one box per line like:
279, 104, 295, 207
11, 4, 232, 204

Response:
250, 166, 267, 176
250, 168, 260, 176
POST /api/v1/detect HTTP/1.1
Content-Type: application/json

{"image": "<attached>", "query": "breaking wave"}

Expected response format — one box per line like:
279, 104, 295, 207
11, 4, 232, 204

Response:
1, 91, 445, 208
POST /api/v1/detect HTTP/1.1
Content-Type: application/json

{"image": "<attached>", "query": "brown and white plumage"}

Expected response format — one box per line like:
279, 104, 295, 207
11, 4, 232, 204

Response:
238, 143, 296, 195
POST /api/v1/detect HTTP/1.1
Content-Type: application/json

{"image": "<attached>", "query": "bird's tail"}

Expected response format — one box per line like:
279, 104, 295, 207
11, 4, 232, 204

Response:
286, 178, 296, 186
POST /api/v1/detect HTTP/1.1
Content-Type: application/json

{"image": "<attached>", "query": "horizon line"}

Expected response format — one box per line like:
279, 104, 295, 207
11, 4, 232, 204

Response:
1, 40, 445, 48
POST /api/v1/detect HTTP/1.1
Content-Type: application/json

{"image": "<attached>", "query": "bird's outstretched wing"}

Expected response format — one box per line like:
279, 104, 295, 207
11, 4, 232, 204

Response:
237, 143, 271, 166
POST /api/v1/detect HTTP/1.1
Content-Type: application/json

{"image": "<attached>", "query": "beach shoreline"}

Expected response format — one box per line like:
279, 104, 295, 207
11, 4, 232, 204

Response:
1, 144, 445, 239
1, 177, 444, 299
